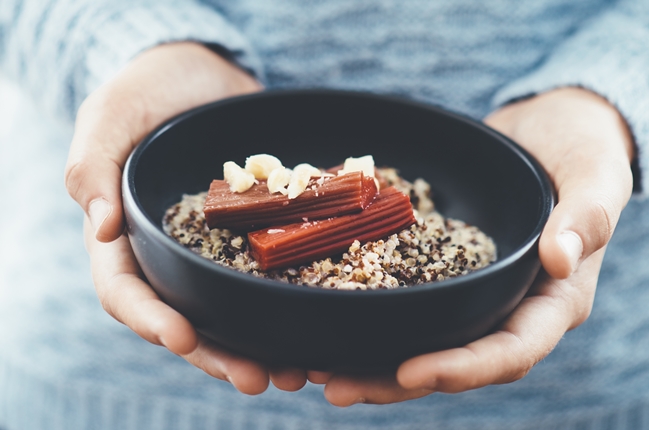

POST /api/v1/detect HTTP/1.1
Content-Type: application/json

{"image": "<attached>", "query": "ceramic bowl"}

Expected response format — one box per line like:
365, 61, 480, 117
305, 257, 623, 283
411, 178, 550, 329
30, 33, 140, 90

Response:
123, 89, 554, 371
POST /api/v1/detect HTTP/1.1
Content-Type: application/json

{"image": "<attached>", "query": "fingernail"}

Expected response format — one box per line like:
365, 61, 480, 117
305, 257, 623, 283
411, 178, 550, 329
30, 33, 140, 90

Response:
558, 231, 583, 274
352, 397, 366, 405
226, 375, 234, 384
88, 198, 112, 235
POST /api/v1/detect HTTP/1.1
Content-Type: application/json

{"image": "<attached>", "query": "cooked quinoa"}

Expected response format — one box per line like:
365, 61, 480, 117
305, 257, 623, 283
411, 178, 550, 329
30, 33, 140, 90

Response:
162, 170, 497, 290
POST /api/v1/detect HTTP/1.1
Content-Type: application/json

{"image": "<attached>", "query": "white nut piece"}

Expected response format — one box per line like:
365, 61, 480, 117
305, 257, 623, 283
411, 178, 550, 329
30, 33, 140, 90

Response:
267, 166, 292, 195
337, 154, 379, 188
223, 161, 256, 193
338, 155, 375, 178
287, 163, 322, 199
245, 154, 283, 180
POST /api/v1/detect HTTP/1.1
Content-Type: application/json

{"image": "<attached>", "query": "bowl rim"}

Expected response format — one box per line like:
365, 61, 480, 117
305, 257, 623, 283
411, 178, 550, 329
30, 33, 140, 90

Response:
123, 88, 555, 298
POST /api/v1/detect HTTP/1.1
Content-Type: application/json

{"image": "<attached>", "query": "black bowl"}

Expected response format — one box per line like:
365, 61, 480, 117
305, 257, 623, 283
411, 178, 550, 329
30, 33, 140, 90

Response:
123, 89, 554, 371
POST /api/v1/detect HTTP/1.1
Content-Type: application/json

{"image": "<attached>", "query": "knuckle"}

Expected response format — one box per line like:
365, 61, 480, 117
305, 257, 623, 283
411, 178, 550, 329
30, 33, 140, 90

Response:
508, 367, 532, 383
78, 85, 114, 115
64, 158, 86, 201
76, 94, 94, 117
550, 275, 596, 331
96, 273, 128, 323
571, 306, 592, 328
97, 291, 116, 320
503, 351, 545, 384
494, 331, 541, 385
570, 294, 595, 329
588, 195, 617, 250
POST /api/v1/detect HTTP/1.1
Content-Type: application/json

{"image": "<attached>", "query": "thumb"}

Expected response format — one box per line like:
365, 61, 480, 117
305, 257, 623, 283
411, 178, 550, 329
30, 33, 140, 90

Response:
539, 158, 633, 279
65, 150, 126, 243
65, 96, 142, 243
64, 43, 264, 243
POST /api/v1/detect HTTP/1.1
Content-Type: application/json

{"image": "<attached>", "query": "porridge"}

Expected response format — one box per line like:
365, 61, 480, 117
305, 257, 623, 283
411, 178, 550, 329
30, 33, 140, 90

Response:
163, 158, 496, 290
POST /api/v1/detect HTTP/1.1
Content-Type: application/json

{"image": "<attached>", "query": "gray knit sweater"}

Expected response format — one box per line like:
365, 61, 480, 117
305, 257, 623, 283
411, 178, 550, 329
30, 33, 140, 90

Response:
2, 0, 649, 189
2, 2, 649, 429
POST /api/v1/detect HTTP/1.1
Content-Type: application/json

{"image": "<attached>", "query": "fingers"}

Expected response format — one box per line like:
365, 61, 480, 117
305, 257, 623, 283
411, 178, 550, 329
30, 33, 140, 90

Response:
182, 335, 270, 395
324, 373, 433, 407
307, 370, 334, 384
85, 218, 198, 355
269, 368, 308, 392
85, 218, 278, 395
397, 249, 604, 393
324, 248, 603, 404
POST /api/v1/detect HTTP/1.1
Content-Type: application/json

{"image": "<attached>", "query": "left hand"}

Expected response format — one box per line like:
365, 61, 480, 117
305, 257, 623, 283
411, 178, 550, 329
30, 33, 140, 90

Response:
69, 42, 308, 395
312, 87, 635, 406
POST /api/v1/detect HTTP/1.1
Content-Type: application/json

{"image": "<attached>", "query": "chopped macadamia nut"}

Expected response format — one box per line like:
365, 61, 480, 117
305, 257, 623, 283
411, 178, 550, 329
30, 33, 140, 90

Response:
245, 154, 283, 180
294, 163, 322, 177
267, 166, 292, 195
338, 155, 378, 188
288, 163, 323, 199
338, 155, 375, 178
223, 161, 256, 193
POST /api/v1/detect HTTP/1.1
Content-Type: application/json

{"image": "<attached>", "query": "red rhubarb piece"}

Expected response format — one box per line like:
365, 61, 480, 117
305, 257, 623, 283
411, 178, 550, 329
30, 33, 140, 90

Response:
248, 187, 416, 270
203, 171, 378, 231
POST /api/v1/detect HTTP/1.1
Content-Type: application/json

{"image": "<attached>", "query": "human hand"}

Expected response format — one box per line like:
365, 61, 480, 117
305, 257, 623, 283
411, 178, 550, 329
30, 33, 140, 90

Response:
66, 42, 307, 394
315, 87, 635, 406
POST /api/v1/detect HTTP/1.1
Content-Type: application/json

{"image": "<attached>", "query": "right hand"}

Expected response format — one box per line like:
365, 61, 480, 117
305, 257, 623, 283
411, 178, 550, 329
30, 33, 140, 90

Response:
314, 87, 635, 406
65, 42, 307, 395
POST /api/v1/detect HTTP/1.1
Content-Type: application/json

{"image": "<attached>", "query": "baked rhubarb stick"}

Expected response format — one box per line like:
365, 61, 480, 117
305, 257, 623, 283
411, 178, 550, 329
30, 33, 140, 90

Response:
203, 171, 378, 231
248, 187, 416, 270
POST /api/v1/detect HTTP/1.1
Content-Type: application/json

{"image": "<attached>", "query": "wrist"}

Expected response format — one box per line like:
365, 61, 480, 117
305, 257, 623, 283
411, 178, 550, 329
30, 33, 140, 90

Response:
489, 87, 635, 164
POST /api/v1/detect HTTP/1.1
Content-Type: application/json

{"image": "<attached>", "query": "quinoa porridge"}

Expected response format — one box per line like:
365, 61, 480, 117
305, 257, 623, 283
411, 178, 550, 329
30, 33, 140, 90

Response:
162, 168, 497, 290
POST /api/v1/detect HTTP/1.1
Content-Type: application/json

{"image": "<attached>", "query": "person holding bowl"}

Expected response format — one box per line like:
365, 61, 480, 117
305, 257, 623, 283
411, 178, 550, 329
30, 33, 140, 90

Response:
1, 0, 647, 428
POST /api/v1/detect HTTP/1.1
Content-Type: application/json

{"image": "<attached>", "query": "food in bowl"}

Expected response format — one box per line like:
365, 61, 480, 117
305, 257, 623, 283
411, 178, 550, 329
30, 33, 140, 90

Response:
162, 154, 497, 290
123, 89, 554, 369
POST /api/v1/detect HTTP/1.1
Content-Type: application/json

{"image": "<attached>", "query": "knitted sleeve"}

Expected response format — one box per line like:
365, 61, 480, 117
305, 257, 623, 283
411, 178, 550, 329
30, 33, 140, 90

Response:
0, 0, 263, 121
491, 0, 649, 193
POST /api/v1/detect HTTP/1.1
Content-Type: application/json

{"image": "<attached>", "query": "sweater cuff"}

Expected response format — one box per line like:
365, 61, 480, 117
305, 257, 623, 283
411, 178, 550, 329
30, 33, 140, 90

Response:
491, 11, 649, 195
83, 3, 263, 104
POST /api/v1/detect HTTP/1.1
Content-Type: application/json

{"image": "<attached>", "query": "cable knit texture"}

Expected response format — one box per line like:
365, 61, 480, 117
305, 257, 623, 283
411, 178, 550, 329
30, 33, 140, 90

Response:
2, 0, 648, 189
1, 1, 649, 428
